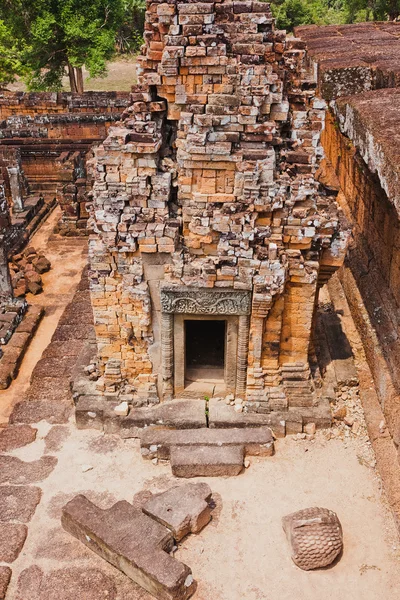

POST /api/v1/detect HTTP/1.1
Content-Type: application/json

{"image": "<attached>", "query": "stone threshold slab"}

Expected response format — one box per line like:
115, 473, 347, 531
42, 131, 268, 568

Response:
140, 426, 274, 460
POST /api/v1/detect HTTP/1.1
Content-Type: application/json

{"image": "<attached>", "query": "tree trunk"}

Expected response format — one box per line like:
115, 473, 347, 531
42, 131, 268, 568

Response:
75, 66, 84, 94
68, 63, 78, 93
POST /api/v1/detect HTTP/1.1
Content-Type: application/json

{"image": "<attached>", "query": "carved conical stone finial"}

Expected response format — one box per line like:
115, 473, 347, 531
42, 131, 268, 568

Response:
282, 507, 343, 570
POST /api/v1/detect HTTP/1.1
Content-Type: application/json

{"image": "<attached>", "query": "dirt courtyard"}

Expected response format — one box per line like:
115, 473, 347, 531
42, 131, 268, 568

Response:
3, 420, 400, 600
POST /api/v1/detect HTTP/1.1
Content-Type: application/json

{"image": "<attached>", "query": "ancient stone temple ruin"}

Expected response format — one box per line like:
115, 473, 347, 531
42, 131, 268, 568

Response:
89, 0, 348, 416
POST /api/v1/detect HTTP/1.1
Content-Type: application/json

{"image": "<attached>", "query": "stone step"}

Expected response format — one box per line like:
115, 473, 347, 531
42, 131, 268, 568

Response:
140, 426, 274, 460
170, 445, 244, 478
120, 399, 207, 437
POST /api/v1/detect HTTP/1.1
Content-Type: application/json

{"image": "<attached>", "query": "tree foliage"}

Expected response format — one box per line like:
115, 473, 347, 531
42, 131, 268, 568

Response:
116, 0, 145, 54
270, 0, 400, 31
0, 0, 125, 92
0, 19, 27, 88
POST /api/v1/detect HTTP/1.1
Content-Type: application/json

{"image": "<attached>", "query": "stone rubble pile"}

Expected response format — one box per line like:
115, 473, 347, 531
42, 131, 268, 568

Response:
10, 247, 51, 297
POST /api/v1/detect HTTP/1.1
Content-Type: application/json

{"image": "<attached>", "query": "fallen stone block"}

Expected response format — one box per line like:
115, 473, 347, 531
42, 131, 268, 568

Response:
62, 495, 197, 600
282, 507, 343, 570
170, 445, 244, 477
143, 483, 212, 541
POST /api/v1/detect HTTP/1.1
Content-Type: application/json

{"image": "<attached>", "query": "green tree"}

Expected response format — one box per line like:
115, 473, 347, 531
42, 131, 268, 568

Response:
344, 0, 400, 20
270, 0, 346, 31
0, 19, 27, 88
117, 0, 145, 54
0, 0, 125, 93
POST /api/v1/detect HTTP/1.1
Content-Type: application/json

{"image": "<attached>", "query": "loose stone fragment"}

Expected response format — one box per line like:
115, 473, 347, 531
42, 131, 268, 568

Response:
282, 507, 343, 570
143, 482, 213, 541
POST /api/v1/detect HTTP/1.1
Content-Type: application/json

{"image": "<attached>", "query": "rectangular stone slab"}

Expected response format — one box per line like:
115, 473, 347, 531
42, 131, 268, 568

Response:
62, 495, 196, 600
141, 426, 274, 460
121, 400, 207, 438
170, 445, 244, 477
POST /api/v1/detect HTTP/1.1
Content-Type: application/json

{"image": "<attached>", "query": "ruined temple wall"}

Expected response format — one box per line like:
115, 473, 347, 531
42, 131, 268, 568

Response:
0, 91, 132, 236
322, 111, 400, 440
89, 0, 347, 409
0, 91, 132, 118
295, 22, 400, 444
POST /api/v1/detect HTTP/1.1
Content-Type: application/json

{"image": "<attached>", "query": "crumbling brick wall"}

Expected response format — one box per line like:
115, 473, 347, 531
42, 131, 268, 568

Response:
89, 0, 348, 409
0, 91, 131, 235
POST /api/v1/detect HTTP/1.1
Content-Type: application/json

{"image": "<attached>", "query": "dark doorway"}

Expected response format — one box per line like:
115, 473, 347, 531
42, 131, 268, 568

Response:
185, 320, 225, 369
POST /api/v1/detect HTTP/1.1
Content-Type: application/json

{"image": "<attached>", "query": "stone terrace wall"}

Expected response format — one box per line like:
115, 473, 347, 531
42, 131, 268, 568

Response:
0, 91, 131, 235
296, 22, 400, 101
296, 23, 400, 447
89, 0, 348, 409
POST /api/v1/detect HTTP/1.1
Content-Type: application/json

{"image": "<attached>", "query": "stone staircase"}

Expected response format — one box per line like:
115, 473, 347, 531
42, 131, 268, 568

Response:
140, 426, 274, 477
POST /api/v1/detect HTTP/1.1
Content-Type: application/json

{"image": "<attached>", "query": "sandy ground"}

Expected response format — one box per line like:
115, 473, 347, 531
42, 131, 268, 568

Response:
4, 421, 400, 600
0, 208, 88, 424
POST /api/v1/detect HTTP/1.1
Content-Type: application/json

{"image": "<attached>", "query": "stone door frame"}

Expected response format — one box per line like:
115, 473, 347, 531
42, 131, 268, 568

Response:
160, 286, 251, 400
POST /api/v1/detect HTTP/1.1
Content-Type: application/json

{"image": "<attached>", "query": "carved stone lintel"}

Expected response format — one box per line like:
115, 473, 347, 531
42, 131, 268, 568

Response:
160, 287, 251, 316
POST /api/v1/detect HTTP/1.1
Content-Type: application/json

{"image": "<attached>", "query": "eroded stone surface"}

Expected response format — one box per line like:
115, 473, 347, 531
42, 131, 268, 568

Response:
0, 523, 28, 562
0, 425, 37, 452
0, 486, 42, 522
282, 507, 343, 570
38, 567, 118, 600
143, 483, 212, 542
0, 566, 11, 600
121, 400, 207, 435
62, 495, 197, 600
9, 401, 72, 424
44, 426, 70, 454
0, 456, 57, 484
171, 445, 244, 478
16, 565, 43, 600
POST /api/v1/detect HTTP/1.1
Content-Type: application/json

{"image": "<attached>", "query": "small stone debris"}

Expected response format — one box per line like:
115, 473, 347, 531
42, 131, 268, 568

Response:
114, 401, 129, 417
283, 507, 343, 570
81, 465, 94, 473
333, 407, 347, 421
303, 422, 316, 435
328, 383, 377, 469
10, 247, 51, 297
